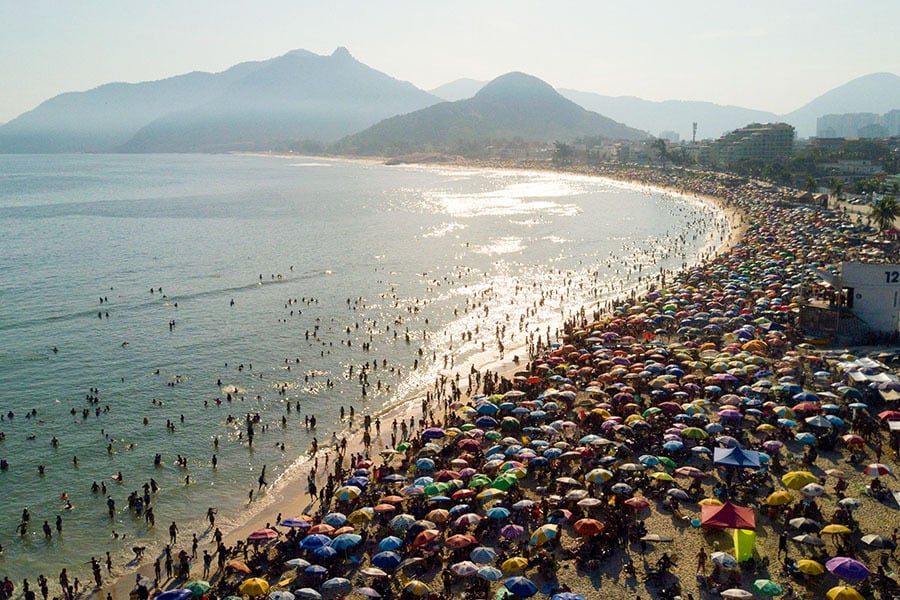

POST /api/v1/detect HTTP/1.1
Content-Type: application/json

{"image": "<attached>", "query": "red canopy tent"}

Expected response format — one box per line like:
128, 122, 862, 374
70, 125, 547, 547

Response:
700, 501, 756, 530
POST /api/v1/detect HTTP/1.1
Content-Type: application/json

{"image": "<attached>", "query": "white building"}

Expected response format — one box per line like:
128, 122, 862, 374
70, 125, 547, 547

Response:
841, 262, 900, 333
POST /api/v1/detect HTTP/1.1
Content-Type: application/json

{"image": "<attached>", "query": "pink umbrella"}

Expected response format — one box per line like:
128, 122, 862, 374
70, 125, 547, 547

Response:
500, 524, 525, 539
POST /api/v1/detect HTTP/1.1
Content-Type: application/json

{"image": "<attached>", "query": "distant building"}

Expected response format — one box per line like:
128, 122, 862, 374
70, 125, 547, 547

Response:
658, 131, 680, 143
817, 110, 900, 138
707, 123, 795, 167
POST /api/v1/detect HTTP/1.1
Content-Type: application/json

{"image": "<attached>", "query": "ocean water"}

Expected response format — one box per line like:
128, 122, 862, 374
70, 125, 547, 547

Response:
0, 153, 727, 585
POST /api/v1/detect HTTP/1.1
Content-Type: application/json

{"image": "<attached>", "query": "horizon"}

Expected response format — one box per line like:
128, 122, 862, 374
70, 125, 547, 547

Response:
1, 1, 899, 124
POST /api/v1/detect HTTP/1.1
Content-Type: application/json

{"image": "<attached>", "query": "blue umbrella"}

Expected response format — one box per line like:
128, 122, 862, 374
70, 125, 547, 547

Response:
155, 591, 192, 600
795, 432, 817, 444
331, 533, 362, 551
476, 416, 498, 428
470, 546, 498, 564
662, 440, 683, 451
449, 504, 471, 517
371, 551, 402, 569
346, 476, 369, 488
300, 534, 332, 550
476, 403, 499, 414
476, 566, 503, 581
304, 564, 328, 576
378, 536, 403, 551
528, 457, 549, 467
551, 594, 586, 600
486, 507, 510, 519
543, 448, 563, 458
413, 476, 434, 486
639, 454, 660, 466
383, 474, 407, 482
312, 545, 337, 559
415, 458, 435, 471
324, 512, 348, 527
504, 576, 538, 598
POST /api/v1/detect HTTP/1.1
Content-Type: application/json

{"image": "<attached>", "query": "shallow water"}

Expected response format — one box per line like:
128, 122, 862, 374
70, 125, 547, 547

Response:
0, 154, 726, 584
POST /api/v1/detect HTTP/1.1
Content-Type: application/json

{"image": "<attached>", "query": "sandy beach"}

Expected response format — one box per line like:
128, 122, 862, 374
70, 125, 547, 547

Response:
83, 161, 900, 600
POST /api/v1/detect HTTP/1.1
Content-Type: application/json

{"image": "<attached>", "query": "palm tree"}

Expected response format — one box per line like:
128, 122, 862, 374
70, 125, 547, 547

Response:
870, 195, 899, 232
829, 178, 844, 202
804, 176, 817, 194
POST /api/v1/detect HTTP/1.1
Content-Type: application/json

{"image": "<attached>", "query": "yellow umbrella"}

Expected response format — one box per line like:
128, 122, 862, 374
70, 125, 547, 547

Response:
501, 557, 529, 572
827, 586, 865, 600
756, 424, 777, 432
765, 491, 795, 506
698, 498, 723, 506
348, 509, 375, 524
796, 559, 824, 575
820, 524, 852, 535
650, 472, 675, 482
477, 488, 507, 500
781, 471, 818, 490
238, 578, 270, 596
403, 581, 431, 597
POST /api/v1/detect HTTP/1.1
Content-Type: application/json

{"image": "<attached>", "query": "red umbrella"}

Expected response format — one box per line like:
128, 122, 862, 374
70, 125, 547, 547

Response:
573, 518, 605, 537
624, 497, 650, 509
412, 529, 440, 547
864, 463, 893, 477
445, 534, 477, 548
247, 528, 278, 541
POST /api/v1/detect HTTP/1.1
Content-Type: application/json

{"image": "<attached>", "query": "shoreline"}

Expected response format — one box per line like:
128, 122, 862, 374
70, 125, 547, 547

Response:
88, 157, 746, 600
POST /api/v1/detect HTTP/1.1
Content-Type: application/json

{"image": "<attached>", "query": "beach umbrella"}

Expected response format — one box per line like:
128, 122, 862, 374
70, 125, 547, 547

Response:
154, 591, 192, 600
710, 552, 738, 568
529, 524, 558, 546
305, 564, 331, 576
371, 551, 402, 569
225, 560, 252, 574
402, 581, 431, 597
781, 471, 818, 490
307, 524, 335, 536
347, 509, 374, 524
551, 594, 586, 600
826, 587, 865, 600
487, 506, 511, 519
184, 582, 211, 598
299, 534, 332, 550
445, 534, 477, 548
657, 456, 678, 468
864, 463, 893, 476
800, 483, 825, 497
388, 514, 416, 532
752, 579, 783, 596
312, 545, 337, 560
351, 588, 380, 599
666, 488, 689, 501
500, 524, 525, 540
585, 468, 614, 483
285, 558, 311, 568
454, 513, 482, 528
321, 578, 352, 594
238, 579, 270, 597
477, 566, 504, 581
624, 497, 650, 509
860, 534, 897, 549
323, 512, 348, 527
788, 518, 822, 533
649, 472, 675, 482
378, 536, 403, 551
294, 590, 321, 600
470, 546, 498, 564
796, 559, 825, 575
331, 533, 361, 551
280, 517, 313, 528
247, 528, 278, 541
577, 497, 602, 508
794, 432, 817, 444
450, 561, 479, 577
503, 576, 538, 598
766, 491, 794, 506
838, 497, 863, 510
268, 592, 294, 600
792, 534, 825, 546
501, 557, 529, 573
359, 568, 388, 578
334, 486, 362, 502
720, 590, 754, 600
826, 557, 870, 581
639, 534, 674, 542
821, 524, 853, 535
610, 483, 633, 495
573, 518, 605, 537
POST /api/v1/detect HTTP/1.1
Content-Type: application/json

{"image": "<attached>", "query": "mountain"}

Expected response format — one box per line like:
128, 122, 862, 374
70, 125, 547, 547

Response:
783, 72, 900, 138
337, 72, 647, 156
558, 91, 778, 142
121, 48, 439, 152
0, 48, 440, 153
429, 78, 487, 101
0, 61, 263, 153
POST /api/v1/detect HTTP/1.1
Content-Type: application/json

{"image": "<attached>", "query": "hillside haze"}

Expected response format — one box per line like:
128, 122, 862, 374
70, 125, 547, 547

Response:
0, 48, 440, 153
337, 72, 647, 156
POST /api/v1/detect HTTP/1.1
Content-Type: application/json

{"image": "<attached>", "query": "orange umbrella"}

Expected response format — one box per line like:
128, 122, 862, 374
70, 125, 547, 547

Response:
412, 529, 440, 547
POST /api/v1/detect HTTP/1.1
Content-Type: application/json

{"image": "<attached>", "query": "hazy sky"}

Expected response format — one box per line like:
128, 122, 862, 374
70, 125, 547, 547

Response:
1, 0, 898, 123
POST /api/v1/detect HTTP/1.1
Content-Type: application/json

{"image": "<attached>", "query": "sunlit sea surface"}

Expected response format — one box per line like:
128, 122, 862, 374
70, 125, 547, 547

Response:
0, 154, 727, 584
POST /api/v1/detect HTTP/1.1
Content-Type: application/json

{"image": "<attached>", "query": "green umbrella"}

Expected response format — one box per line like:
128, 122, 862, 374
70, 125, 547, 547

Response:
657, 456, 677, 468
470, 474, 492, 488
490, 475, 517, 491
185, 582, 211, 598
753, 579, 784, 596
